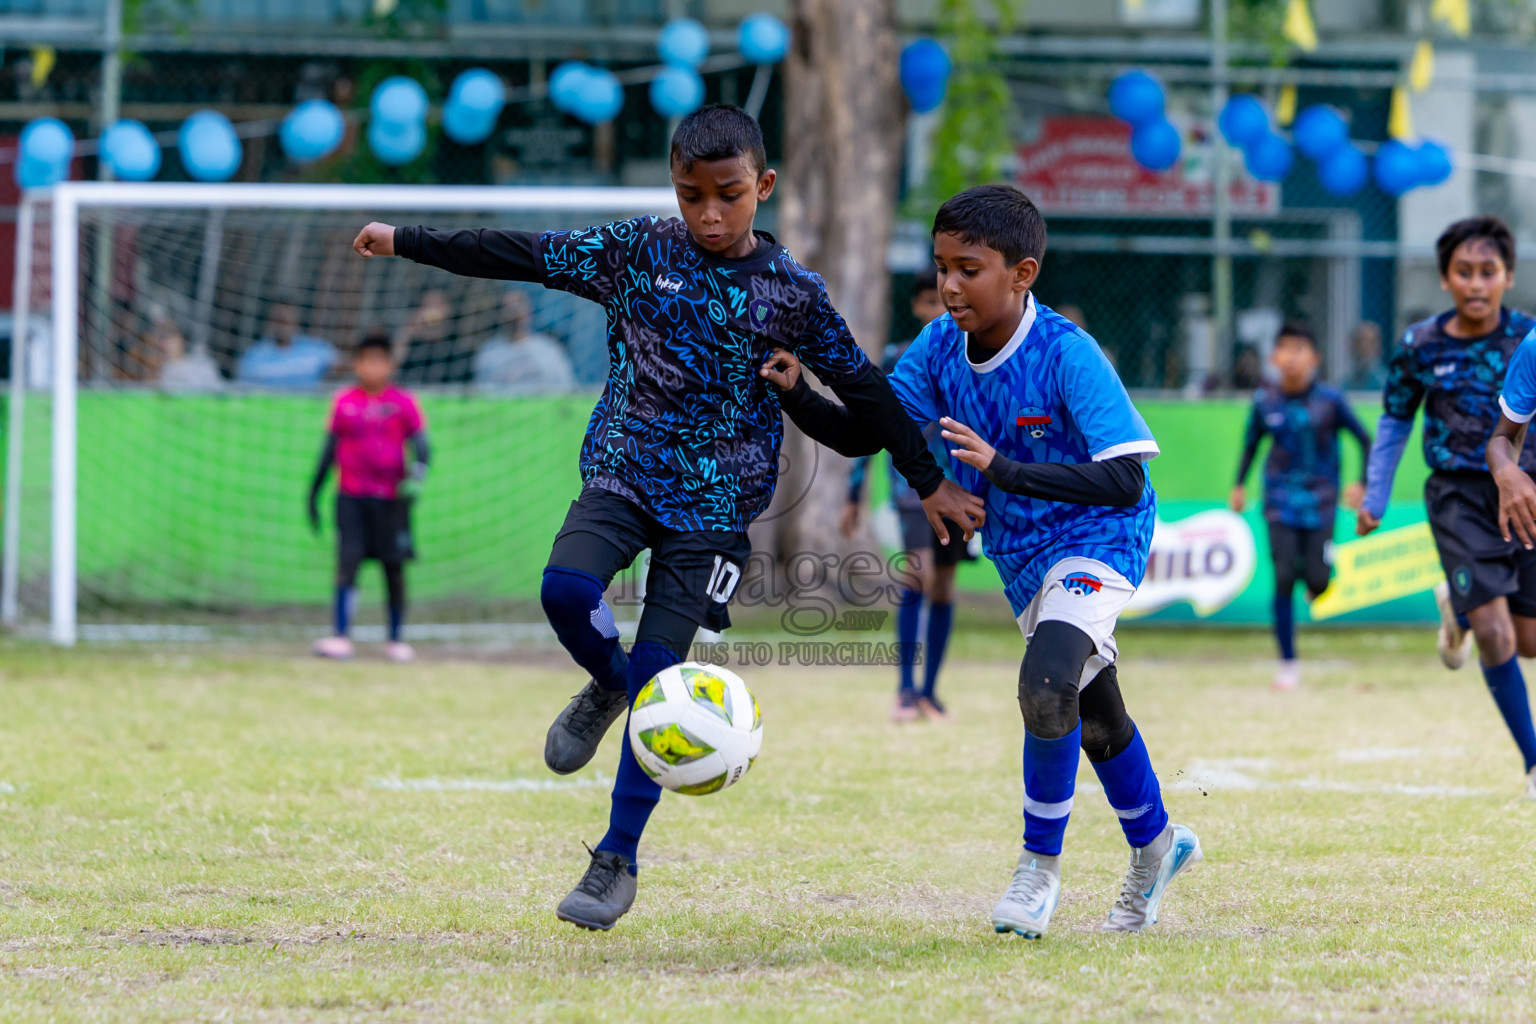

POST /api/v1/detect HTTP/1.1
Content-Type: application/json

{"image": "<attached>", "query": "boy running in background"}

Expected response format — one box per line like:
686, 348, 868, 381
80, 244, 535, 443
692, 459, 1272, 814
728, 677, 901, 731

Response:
1230, 322, 1371, 691
308, 330, 429, 663
842, 272, 971, 721
1361, 216, 1536, 797
764, 184, 1200, 939
350, 104, 983, 930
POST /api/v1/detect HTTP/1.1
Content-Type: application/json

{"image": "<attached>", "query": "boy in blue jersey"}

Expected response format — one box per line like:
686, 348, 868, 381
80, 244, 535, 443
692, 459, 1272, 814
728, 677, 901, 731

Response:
1361, 216, 1536, 798
842, 273, 973, 721
763, 184, 1201, 938
351, 105, 985, 930
1230, 323, 1371, 691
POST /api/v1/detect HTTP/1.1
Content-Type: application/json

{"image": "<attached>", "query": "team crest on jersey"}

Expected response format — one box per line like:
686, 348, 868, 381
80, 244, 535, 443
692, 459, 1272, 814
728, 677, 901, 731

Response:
748, 298, 774, 330
1017, 406, 1052, 439
1061, 571, 1103, 597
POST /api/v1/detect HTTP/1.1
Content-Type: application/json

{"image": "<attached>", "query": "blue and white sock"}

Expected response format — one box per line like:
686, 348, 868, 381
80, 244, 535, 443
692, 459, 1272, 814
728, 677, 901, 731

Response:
896, 587, 922, 696
1273, 591, 1296, 661
596, 640, 677, 871
541, 567, 629, 692
1090, 725, 1169, 848
1483, 654, 1536, 772
1023, 726, 1080, 856
922, 602, 954, 699
333, 586, 355, 637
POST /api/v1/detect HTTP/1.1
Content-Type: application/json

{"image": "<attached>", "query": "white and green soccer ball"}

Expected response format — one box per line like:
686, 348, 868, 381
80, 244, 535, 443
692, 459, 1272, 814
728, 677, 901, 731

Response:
628, 661, 762, 795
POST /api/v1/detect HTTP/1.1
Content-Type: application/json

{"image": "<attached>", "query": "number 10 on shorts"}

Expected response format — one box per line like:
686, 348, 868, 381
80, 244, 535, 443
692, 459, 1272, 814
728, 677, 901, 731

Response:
706, 555, 741, 604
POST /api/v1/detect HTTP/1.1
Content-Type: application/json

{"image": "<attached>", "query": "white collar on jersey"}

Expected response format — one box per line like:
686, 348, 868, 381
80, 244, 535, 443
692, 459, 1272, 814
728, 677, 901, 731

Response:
964, 293, 1037, 374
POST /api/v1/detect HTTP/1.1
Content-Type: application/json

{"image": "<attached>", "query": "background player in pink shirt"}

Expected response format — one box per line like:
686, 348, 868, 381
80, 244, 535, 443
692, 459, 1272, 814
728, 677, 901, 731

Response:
308, 330, 430, 662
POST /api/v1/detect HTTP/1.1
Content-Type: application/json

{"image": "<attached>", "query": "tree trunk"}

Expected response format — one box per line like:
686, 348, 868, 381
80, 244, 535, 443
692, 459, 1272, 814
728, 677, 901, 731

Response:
764, 0, 905, 568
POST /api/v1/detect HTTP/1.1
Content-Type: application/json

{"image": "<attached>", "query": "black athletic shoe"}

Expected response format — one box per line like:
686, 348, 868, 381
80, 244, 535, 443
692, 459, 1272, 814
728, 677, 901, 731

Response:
545, 679, 629, 775
556, 845, 637, 931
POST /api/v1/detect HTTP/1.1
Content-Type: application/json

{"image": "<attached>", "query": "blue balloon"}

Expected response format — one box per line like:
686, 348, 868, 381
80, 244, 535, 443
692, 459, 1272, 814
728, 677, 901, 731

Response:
442, 101, 497, 145
368, 118, 425, 166
739, 13, 789, 64
658, 17, 710, 69
650, 66, 704, 118
900, 39, 951, 114
449, 68, 506, 118
370, 76, 428, 127
571, 68, 625, 125
14, 154, 67, 189
1218, 94, 1269, 148
1244, 132, 1293, 181
1293, 104, 1349, 161
1373, 139, 1419, 196
1130, 119, 1181, 171
178, 111, 242, 182
1317, 144, 1367, 196
550, 62, 593, 114
280, 100, 344, 164
1108, 70, 1165, 126
101, 119, 161, 181
1417, 138, 1453, 187
20, 118, 74, 166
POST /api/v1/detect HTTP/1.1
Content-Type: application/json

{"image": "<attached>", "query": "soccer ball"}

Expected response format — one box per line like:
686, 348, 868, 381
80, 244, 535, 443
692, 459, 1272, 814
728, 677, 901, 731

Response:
628, 662, 762, 795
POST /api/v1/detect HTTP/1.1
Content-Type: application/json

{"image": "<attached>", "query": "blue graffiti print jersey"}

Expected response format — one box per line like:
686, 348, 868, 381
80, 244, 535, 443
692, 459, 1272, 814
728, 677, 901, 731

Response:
536, 217, 871, 532
1384, 308, 1536, 473
888, 295, 1159, 615
1240, 383, 1370, 529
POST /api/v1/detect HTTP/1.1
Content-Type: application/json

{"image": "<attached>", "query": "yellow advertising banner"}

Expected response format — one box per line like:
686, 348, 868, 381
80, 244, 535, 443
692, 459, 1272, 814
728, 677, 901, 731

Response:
1310, 522, 1443, 620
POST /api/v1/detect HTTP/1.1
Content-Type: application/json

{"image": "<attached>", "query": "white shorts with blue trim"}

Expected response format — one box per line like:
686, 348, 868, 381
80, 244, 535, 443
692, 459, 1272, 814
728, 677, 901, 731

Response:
1015, 557, 1137, 689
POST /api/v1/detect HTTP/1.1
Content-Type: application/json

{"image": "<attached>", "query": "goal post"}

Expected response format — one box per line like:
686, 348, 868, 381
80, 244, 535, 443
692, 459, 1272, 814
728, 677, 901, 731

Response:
6, 182, 679, 646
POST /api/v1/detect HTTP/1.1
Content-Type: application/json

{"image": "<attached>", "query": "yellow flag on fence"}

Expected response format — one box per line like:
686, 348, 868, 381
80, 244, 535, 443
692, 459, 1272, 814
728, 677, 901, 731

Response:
1431, 0, 1472, 37
1409, 39, 1435, 93
1283, 0, 1319, 52
1388, 85, 1414, 140
1276, 83, 1298, 127
1311, 522, 1443, 620
29, 46, 55, 89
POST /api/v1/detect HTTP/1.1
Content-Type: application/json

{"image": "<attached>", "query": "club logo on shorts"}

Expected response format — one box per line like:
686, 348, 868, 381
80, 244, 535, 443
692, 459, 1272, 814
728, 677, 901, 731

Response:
1453, 565, 1472, 595
1061, 571, 1103, 597
748, 298, 774, 330
1017, 406, 1052, 439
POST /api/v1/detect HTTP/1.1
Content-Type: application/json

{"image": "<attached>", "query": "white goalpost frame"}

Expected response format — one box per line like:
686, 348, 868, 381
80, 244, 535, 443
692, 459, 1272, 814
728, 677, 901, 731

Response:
5, 182, 680, 647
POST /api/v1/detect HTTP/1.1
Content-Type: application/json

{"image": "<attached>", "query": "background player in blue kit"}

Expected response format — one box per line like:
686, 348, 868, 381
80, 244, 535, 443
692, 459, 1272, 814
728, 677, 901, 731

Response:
351, 104, 985, 930
1230, 323, 1371, 691
842, 273, 972, 722
763, 184, 1201, 939
1362, 216, 1536, 798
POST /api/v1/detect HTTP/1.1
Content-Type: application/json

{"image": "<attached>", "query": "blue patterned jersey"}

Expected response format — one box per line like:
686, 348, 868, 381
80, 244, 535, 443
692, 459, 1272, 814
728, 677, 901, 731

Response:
1383, 308, 1536, 473
536, 217, 871, 532
1240, 383, 1370, 529
847, 339, 955, 512
888, 296, 1159, 615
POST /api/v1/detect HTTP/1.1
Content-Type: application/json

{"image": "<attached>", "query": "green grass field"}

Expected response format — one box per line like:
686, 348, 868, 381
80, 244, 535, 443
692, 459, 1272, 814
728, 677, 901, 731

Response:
2, 628, 1535, 1023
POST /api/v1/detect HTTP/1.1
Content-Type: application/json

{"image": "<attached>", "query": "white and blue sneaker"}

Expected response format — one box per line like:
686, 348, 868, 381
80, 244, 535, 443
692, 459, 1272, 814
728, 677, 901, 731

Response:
1101, 823, 1202, 933
991, 850, 1061, 939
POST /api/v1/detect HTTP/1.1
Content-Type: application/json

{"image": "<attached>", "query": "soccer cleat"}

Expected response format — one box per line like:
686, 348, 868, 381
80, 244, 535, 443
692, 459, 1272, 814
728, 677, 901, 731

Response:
1434, 581, 1473, 670
891, 691, 920, 723
384, 641, 415, 663
991, 850, 1061, 939
544, 679, 630, 775
1101, 823, 1203, 933
1526, 766, 1536, 801
916, 695, 951, 722
1272, 659, 1300, 692
313, 635, 354, 660
555, 845, 637, 931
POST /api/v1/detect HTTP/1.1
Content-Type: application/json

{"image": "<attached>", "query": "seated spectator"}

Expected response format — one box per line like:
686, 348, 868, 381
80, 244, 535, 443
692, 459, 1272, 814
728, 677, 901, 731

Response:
1345, 321, 1386, 391
238, 303, 336, 389
473, 290, 575, 394
149, 312, 224, 392
396, 289, 473, 385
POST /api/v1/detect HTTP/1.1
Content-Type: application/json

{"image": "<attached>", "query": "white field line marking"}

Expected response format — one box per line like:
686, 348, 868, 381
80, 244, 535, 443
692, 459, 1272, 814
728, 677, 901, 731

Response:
0, 782, 14, 794
369, 773, 612, 793
1169, 759, 1492, 798
1335, 746, 1467, 762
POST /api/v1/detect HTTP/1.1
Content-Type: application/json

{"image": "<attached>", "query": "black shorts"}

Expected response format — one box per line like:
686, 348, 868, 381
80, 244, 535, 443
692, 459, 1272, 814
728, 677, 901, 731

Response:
548, 486, 751, 632
1267, 522, 1332, 598
899, 507, 977, 568
1425, 469, 1536, 617
337, 495, 414, 567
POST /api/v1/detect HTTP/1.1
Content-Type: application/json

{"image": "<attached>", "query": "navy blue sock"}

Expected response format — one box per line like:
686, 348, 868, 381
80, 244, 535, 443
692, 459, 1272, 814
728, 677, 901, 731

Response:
921, 602, 953, 699
596, 640, 676, 870
1090, 726, 1169, 848
388, 601, 404, 642
1023, 726, 1081, 856
1483, 654, 1536, 772
1273, 591, 1296, 661
1456, 611, 1471, 631
896, 587, 922, 694
333, 586, 354, 637
541, 567, 628, 691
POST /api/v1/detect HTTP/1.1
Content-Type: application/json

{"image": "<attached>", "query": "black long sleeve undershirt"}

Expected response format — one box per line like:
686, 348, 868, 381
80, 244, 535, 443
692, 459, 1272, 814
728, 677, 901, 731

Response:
309, 435, 337, 506
779, 374, 1144, 507
393, 226, 541, 281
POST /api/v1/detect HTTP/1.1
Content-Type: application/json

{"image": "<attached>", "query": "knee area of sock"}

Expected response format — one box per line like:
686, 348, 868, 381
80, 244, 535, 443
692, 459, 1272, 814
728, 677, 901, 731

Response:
1018, 666, 1080, 738
1080, 712, 1135, 763
540, 569, 602, 622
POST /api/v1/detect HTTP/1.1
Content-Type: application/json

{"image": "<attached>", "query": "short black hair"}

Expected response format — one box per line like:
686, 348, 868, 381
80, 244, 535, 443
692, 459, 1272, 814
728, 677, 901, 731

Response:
1436, 216, 1516, 276
931, 184, 1047, 267
910, 272, 940, 298
355, 328, 392, 356
1276, 320, 1318, 350
669, 104, 767, 177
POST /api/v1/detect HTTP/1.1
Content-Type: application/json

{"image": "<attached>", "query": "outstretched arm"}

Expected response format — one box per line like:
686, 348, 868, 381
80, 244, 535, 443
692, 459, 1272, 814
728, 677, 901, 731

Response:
353, 222, 541, 282
307, 435, 336, 534
942, 418, 1146, 507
